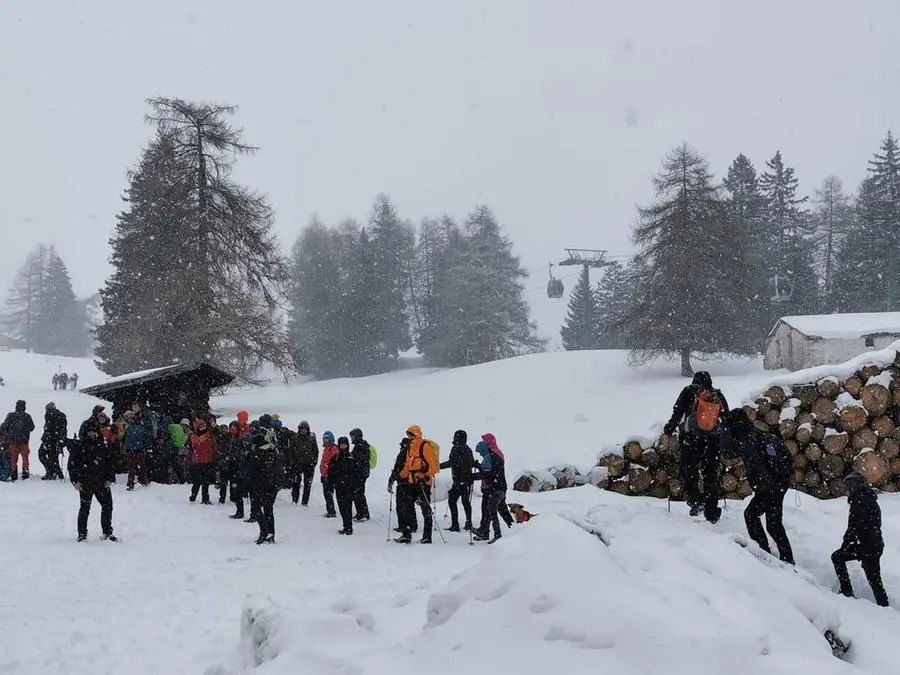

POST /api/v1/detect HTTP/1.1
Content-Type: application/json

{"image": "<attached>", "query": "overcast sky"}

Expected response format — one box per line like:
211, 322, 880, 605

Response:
1, 0, 898, 344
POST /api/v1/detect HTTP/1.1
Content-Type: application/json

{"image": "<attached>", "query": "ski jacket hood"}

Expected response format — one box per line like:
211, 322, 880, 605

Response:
15, 400, 25, 413
692, 371, 712, 389
298, 421, 310, 434
236, 410, 249, 425
481, 433, 503, 459
323, 431, 335, 444
453, 429, 467, 445
406, 425, 423, 441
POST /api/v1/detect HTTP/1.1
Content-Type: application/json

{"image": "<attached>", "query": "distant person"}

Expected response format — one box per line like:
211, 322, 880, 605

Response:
663, 371, 728, 523
70, 373, 79, 390
122, 410, 151, 490
440, 430, 475, 532
51, 374, 60, 391
349, 428, 371, 521
832, 472, 889, 607
320, 431, 338, 518
58, 372, 69, 391
68, 416, 117, 542
39, 402, 67, 480
188, 419, 216, 504
721, 409, 795, 565
1, 400, 35, 481
292, 421, 318, 506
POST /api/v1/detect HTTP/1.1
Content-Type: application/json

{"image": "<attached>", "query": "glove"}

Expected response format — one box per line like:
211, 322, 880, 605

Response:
387, 481, 394, 494
73, 482, 83, 491
104, 481, 112, 488
663, 423, 676, 436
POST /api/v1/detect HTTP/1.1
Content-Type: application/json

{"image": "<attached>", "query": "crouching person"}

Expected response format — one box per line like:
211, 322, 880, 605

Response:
832, 472, 889, 607
68, 418, 117, 542
721, 409, 795, 564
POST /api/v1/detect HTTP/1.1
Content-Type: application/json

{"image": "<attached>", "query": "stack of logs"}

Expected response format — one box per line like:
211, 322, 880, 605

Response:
590, 358, 900, 501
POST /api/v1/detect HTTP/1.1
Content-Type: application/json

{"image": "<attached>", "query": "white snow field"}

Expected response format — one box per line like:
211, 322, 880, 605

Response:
1, 349, 898, 674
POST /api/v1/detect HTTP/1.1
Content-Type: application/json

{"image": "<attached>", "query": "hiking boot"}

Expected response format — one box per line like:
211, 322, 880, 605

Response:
126, 485, 134, 491
448, 524, 460, 532
218, 497, 226, 505
42, 475, 52, 481
488, 534, 502, 544
265, 534, 275, 544
464, 522, 473, 531
201, 500, 212, 505
688, 504, 701, 517
255, 535, 267, 545
229, 513, 244, 520
472, 531, 489, 542
76, 534, 87, 543
420, 535, 433, 544
395, 533, 412, 544
244, 516, 257, 523
338, 528, 353, 535
189, 495, 197, 503
22, 471, 29, 480
324, 513, 337, 518
101, 533, 118, 542
10, 470, 17, 481
353, 515, 369, 522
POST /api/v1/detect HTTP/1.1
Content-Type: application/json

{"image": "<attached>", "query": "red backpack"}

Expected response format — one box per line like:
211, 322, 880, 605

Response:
690, 389, 723, 433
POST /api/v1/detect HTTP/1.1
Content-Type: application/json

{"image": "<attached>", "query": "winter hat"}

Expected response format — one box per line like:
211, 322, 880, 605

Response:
272, 419, 283, 430
692, 371, 713, 389
46, 402, 56, 411
475, 441, 490, 456
323, 431, 335, 444
259, 413, 273, 428
844, 472, 868, 492
349, 428, 363, 442
298, 421, 310, 433
180, 418, 190, 426
453, 429, 467, 445
236, 410, 249, 425
337, 435, 350, 447
92, 405, 105, 417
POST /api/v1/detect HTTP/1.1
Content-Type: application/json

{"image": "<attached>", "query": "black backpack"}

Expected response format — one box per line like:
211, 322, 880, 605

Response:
762, 437, 794, 489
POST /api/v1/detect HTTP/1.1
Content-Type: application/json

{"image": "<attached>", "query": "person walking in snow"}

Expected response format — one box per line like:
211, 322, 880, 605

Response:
831, 472, 889, 607
1, 400, 35, 481
188, 419, 217, 504
664, 371, 728, 523
68, 416, 117, 542
388, 436, 418, 534
51, 373, 59, 391
320, 431, 338, 518
472, 433, 508, 543
721, 409, 795, 564
58, 372, 69, 391
291, 421, 318, 506
39, 402, 67, 480
70, 373, 78, 390
397, 426, 438, 544
247, 427, 280, 544
349, 428, 371, 521
330, 436, 356, 535
441, 430, 475, 532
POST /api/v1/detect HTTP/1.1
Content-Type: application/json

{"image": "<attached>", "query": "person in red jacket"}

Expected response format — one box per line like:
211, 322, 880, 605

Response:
188, 419, 217, 504
320, 431, 338, 517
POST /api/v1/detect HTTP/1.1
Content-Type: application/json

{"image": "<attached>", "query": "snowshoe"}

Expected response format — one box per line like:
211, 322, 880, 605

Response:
76, 534, 87, 543
395, 533, 412, 544
101, 533, 118, 542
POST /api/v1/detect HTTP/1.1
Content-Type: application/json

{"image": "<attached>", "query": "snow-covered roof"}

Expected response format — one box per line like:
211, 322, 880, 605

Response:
776, 312, 900, 339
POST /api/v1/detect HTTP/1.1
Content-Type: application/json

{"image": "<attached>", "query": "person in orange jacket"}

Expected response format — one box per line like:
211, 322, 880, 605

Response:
397, 425, 437, 544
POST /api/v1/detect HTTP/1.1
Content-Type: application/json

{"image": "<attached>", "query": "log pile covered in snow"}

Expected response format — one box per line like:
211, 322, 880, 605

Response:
513, 347, 900, 501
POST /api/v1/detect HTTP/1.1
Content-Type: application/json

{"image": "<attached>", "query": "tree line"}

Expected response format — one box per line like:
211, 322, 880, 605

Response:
561, 135, 900, 374
1, 244, 93, 357
87, 98, 541, 381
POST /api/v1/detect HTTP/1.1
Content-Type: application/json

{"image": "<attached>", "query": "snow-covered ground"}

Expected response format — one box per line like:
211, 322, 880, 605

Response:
1, 349, 898, 674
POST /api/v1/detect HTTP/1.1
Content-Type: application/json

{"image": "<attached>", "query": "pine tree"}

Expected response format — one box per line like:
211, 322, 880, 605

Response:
560, 266, 602, 350
33, 252, 90, 356
626, 144, 755, 376
2, 244, 50, 351
811, 176, 852, 306
868, 131, 900, 309
96, 101, 290, 380
594, 260, 639, 349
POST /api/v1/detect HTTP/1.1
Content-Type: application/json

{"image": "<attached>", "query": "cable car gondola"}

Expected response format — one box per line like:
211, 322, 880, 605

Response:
547, 264, 564, 299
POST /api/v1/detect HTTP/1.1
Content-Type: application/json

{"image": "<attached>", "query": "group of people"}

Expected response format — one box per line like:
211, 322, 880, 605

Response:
664, 371, 889, 607
51, 372, 78, 391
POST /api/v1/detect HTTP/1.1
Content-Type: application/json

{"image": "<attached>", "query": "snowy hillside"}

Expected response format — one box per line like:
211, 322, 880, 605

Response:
2, 349, 898, 674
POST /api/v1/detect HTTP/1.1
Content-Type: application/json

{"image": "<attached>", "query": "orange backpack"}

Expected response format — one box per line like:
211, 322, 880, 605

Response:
692, 390, 723, 433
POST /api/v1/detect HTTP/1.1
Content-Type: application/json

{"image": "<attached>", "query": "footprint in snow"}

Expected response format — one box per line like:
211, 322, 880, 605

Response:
529, 594, 557, 614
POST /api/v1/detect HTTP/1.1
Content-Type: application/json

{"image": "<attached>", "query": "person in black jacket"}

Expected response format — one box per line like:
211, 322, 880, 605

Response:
1, 400, 36, 481
832, 472, 889, 607
247, 430, 280, 544
291, 421, 318, 506
68, 417, 117, 542
349, 428, 371, 521
440, 430, 475, 532
721, 409, 795, 564
39, 402, 67, 480
388, 437, 418, 534
664, 371, 728, 522
329, 436, 356, 535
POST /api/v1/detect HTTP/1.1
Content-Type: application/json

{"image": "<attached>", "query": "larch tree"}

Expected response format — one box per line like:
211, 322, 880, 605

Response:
626, 144, 755, 376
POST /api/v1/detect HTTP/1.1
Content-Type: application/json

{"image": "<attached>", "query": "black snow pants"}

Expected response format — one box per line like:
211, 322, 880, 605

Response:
291, 464, 316, 505
681, 432, 721, 518
744, 488, 794, 564
336, 487, 354, 533
832, 543, 889, 607
353, 477, 370, 519
255, 488, 278, 540
477, 490, 503, 539
448, 481, 473, 528
322, 477, 336, 516
78, 486, 114, 537
190, 464, 215, 503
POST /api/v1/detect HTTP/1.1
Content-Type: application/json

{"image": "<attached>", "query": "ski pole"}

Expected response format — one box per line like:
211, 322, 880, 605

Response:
468, 482, 475, 546
386, 489, 394, 542
422, 484, 446, 544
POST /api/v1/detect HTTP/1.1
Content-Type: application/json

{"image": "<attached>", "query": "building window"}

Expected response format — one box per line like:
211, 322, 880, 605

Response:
865, 336, 875, 347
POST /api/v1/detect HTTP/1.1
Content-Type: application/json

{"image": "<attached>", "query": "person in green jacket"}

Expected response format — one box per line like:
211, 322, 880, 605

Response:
168, 419, 189, 483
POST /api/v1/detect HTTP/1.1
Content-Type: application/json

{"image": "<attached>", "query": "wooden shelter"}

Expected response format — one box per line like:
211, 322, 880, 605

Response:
80, 363, 234, 421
